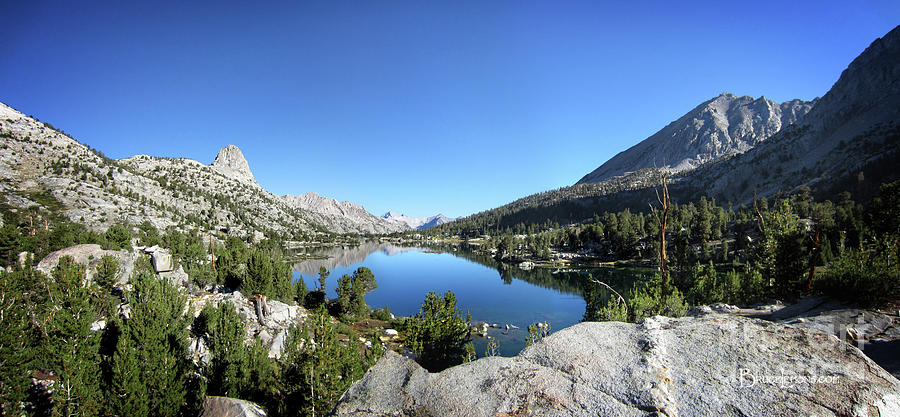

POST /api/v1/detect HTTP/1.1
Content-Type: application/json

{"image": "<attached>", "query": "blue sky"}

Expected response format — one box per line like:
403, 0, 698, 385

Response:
1, 1, 898, 218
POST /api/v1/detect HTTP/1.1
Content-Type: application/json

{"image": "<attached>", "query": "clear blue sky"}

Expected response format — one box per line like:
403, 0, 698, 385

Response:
1, 1, 898, 218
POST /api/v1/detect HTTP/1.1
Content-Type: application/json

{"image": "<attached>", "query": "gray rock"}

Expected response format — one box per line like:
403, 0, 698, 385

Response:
17, 251, 33, 268
782, 308, 895, 342
90, 319, 106, 332
268, 330, 287, 359
151, 250, 173, 272
200, 396, 266, 417
37, 244, 134, 285
159, 265, 189, 289
0, 104, 398, 238
282, 192, 406, 234
335, 315, 900, 417
189, 337, 211, 366
211, 145, 258, 187
37, 244, 104, 275
380, 211, 455, 230
266, 301, 300, 326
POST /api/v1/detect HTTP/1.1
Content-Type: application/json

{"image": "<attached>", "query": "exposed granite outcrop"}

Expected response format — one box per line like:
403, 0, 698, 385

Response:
335, 315, 900, 417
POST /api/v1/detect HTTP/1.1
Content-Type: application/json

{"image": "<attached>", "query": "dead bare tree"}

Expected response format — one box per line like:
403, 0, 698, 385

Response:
589, 278, 628, 317
753, 188, 766, 233
650, 169, 671, 299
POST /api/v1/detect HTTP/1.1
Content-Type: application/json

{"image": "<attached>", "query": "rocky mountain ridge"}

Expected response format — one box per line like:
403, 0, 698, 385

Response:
692, 25, 900, 202
437, 25, 900, 232
578, 93, 815, 184
381, 211, 454, 230
0, 104, 401, 236
282, 193, 405, 234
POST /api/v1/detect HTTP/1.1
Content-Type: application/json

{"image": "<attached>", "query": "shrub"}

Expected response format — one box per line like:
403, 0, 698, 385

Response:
405, 291, 470, 372
371, 306, 392, 321
94, 255, 120, 291
815, 235, 899, 306
104, 224, 132, 250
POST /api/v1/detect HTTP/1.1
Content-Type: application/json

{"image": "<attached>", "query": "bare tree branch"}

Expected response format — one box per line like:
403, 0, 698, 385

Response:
589, 279, 628, 316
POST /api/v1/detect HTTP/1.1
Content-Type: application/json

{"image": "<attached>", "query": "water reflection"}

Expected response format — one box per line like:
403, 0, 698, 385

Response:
291, 241, 650, 356
291, 241, 420, 276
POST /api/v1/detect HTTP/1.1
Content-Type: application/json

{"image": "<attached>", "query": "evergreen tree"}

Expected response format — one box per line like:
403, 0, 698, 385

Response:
94, 254, 120, 291
109, 257, 192, 417
200, 302, 248, 398
104, 224, 132, 250
243, 250, 274, 296
317, 266, 329, 291
44, 256, 104, 416
280, 306, 367, 416
0, 267, 50, 413
405, 291, 470, 372
293, 276, 308, 306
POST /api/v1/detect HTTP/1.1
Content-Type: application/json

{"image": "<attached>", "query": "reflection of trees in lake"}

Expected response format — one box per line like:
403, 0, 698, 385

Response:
293, 241, 653, 319
423, 243, 652, 299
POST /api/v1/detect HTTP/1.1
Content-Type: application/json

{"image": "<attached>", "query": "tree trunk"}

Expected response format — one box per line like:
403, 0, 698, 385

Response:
806, 223, 821, 293
654, 171, 671, 300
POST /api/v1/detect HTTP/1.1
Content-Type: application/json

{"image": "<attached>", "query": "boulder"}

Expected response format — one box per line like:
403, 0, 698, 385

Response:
200, 396, 266, 417
151, 249, 173, 272
37, 244, 134, 284
334, 315, 900, 417
159, 265, 189, 289
268, 330, 287, 359
266, 300, 300, 325
782, 309, 895, 342
37, 244, 104, 275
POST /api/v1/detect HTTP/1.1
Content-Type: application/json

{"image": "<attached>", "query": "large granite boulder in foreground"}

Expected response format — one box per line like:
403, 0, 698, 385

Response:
334, 315, 900, 417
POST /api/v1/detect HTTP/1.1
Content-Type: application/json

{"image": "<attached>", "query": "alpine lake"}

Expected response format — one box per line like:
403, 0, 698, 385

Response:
292, 241, 653, 357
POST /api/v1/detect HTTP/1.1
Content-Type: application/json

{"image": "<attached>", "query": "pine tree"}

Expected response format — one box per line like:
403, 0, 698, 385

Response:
44, 256, 103, 416
405, 291, 470, 372
95, 255, 120, 291
109, 257, 191, 417
0, 267, 50, 413
243, 250, 274, 296
280, 306, 366, 416
202, 301, 249, 398
293, 276, 308, 306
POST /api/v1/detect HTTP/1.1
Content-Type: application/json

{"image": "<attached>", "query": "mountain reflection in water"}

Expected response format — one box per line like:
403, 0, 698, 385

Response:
291, 241, 650, 356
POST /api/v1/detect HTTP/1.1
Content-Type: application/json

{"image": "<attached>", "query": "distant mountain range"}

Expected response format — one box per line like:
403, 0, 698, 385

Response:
437, 25, 900, 233
381, 211, 455, 230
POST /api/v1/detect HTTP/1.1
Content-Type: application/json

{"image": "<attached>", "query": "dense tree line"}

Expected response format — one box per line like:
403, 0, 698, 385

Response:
578, 181, 900, 322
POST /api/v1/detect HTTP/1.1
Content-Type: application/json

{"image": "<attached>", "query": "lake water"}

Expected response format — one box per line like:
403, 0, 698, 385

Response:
292, 242, 651, 357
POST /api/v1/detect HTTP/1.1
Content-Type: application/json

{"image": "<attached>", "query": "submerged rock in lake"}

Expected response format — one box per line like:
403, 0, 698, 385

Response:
334, 315, 900, 417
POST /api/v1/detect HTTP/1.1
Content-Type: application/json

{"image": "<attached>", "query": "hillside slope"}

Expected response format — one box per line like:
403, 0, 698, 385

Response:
0, 104, 401, 237
381, 211, 454, 230
692, 25, 900, 202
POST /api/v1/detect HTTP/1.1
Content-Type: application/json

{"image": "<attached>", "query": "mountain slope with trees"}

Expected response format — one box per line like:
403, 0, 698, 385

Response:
0, 104, 401, 238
